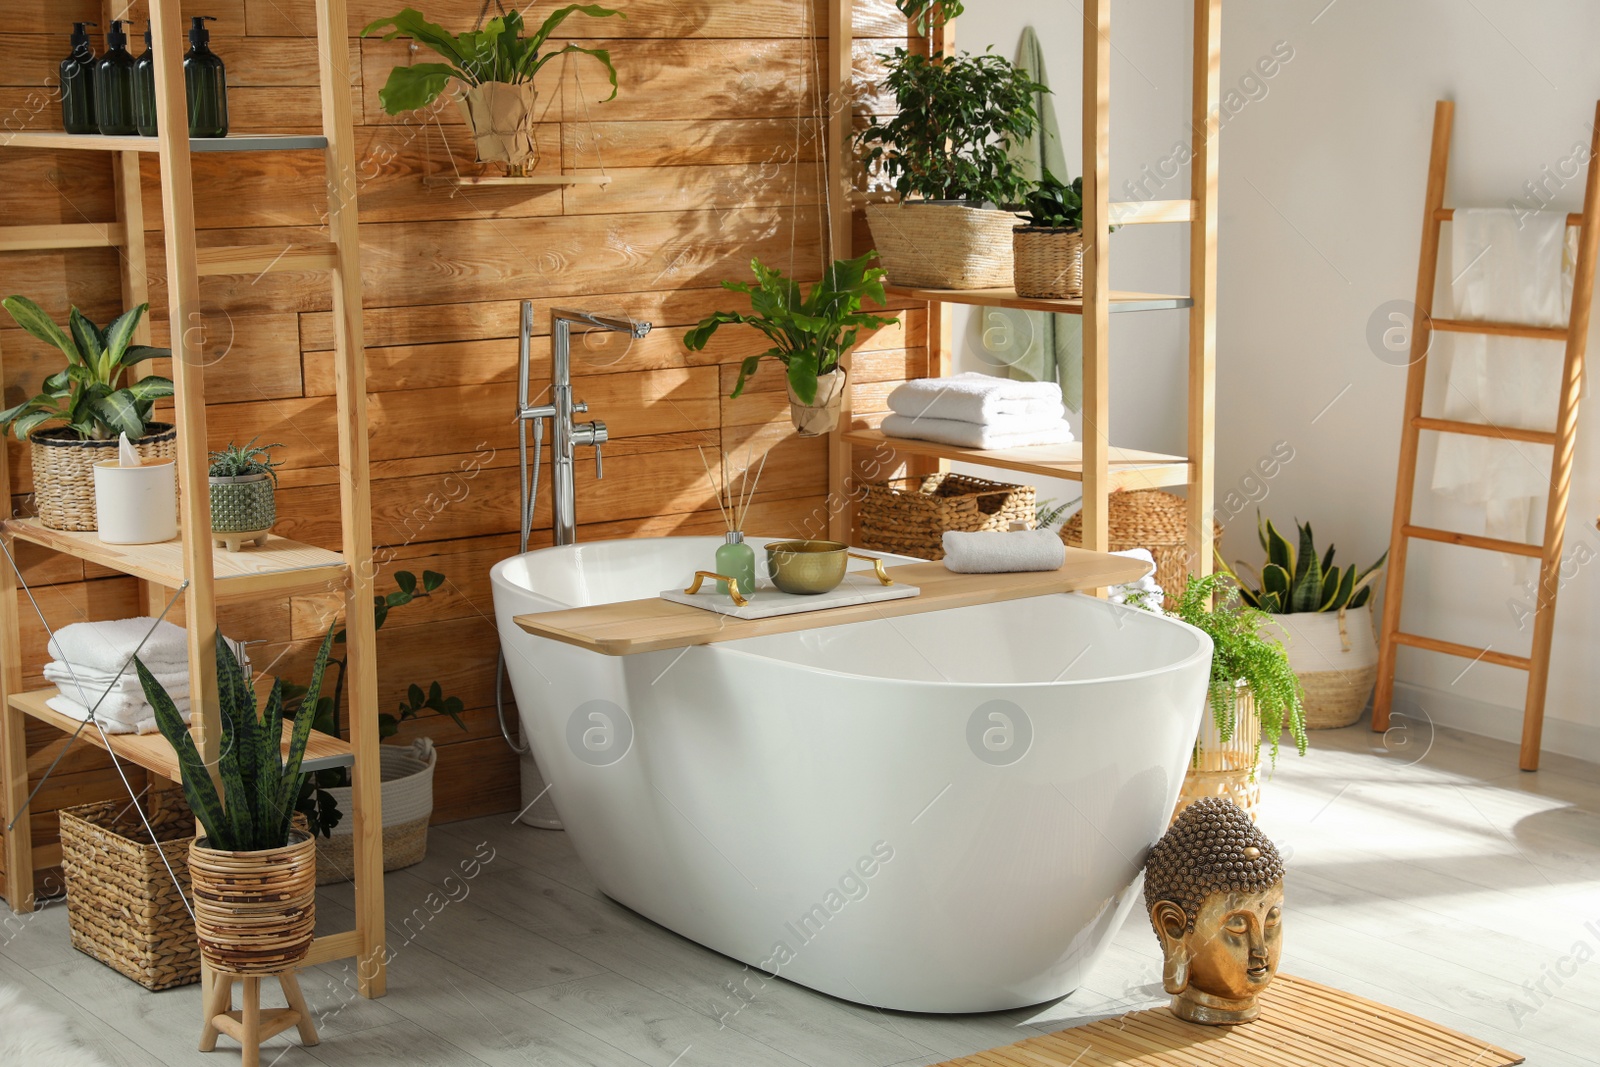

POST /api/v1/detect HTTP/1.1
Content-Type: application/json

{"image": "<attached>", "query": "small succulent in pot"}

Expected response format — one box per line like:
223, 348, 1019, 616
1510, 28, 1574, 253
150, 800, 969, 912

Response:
208, 438, 282, 549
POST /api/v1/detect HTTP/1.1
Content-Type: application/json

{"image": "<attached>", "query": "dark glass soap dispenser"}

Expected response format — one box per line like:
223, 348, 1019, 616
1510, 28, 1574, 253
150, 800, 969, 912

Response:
184, 16, 228, 138
133, 22, 157, 136
59, 22, 97, 134
94, 20, 138, 136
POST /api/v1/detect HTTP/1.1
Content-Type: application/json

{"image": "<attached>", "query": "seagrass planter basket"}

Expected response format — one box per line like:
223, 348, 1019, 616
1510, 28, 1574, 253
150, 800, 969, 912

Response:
859, 472, 1035, 560
1060, 489, 1219, 609
188, 832, 316, 976
1013, 226, 1084, 299
58, 792, 201, 990
30, 422, 176, 532
315, 739, 436, 885
1173, 685, 1262, 825
865, 202, 1016, 289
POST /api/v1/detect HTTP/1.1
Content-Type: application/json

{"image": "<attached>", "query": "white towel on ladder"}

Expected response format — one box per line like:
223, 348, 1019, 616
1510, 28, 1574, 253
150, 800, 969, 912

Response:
1431, 208, 1575, 541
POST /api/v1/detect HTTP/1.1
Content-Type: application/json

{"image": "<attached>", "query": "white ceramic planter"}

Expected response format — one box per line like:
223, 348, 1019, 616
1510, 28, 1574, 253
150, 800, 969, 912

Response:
92, 458, 177, 544
1265, 605, 1378, 729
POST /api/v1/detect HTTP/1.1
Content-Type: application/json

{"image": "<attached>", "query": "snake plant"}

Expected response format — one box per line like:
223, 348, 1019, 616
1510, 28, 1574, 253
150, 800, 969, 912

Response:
362, 6, 624, 114
1221, 514, 1386, 615
140, 627, 337, 851
0, 297, 172, 442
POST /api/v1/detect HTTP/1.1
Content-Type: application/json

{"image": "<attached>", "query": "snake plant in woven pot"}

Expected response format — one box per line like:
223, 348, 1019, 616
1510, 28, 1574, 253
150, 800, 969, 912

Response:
1219, 515, 1387, 730
140, 628, 337, 975
0, 297, 173, 531
363, 6, 623, 176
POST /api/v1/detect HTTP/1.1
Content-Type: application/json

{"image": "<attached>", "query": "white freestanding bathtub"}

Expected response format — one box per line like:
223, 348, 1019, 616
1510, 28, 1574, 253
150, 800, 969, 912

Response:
491, 536, 1211, 1012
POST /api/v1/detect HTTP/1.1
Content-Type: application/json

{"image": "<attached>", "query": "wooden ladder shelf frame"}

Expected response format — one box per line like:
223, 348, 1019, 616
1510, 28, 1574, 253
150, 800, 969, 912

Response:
1373, 99, 1600, 772
823, 0, 1220, 582
0, 0, 389, 1000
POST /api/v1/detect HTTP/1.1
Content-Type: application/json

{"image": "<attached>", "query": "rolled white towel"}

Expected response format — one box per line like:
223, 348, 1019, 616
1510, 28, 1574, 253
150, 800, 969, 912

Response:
1107, 547, 1163, 609
941, 530, 1065, 573
47, 617, 189, 674
43, 660, 188, 697
888, 373, 1064, 424
882, 412, 1074, 450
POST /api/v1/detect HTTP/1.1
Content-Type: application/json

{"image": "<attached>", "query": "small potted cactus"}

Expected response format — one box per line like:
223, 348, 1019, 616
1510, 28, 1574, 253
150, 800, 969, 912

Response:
208, 438, 282, 550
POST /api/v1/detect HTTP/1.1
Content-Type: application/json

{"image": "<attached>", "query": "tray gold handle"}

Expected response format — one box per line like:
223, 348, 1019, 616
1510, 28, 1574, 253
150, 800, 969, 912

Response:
684, 571, 749, 608
846, 552, 894, 586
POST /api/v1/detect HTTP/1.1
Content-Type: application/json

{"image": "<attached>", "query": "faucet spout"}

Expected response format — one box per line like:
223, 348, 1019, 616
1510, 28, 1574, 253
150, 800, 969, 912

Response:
552, 307, 652, 339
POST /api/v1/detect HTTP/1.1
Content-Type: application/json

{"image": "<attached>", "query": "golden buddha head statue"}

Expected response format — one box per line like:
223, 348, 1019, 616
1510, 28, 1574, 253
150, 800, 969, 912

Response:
1144, 797, 1285, 1025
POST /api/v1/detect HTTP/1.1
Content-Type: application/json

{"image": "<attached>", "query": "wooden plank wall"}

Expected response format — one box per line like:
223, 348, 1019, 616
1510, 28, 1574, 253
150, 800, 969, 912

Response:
0, 0, 923, 873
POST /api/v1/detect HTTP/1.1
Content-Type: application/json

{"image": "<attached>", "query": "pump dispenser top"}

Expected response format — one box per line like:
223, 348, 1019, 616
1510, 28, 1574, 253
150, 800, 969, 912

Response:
59, 22, 98, 134
183, 16, 228, 137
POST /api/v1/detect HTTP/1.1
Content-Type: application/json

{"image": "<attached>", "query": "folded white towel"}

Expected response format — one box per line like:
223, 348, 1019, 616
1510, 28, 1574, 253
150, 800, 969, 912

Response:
887, 373, 1064, 424
47, 679, 190, 723
47, 617, 189, 674
882, 412, 1074, 450
46, 694, 187, 735
42, 660, 188, 696
941, 530, 1065, 573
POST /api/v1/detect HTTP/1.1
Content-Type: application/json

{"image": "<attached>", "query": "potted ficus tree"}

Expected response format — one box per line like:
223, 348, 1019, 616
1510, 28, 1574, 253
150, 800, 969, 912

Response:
0, 297, 173, 531
209, 438, 282, 551
138, 627, 337, 979
363, 5, 623, 176
1168, 573, 1307, 823
856, 38, 1044, 289
284, 569, 468, 884
685, 252, 895, 437
1218, 515, 1387, 730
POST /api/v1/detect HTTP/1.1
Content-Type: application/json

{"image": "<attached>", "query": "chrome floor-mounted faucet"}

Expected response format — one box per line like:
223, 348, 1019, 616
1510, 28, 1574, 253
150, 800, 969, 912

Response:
515, 304, 653, 548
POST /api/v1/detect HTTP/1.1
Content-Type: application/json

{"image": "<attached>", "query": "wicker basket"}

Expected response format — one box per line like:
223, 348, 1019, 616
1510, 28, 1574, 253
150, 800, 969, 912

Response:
58, 792, 201, 991
315, 739, 435, 885
189, 832, 316, 976
1267, 603, 1378, 729
859, 472, 1035, 560
865, 202, 1016, 289
1060, 489, 1217, 608
1013, 226, 1084, 299
30, 422, 177, 531
1173, 686, 1262, 825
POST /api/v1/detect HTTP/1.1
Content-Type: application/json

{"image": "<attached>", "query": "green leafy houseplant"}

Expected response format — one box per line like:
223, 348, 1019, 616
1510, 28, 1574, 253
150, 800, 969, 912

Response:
896, 0, 963, 34
1013, 169, 1086, 230
209, 438, 283, 482
1170, 573, 1308, 767
139, 628, 337, 851
0, 297, 171, 442
1221, 515, 1387, 614
857, 48, 1045, 205
685, 251, 895, 407
362, 6, 623, 114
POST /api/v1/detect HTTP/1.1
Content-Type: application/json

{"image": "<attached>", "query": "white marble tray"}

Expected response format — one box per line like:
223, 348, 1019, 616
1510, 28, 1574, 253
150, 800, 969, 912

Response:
660, 572, 920, 619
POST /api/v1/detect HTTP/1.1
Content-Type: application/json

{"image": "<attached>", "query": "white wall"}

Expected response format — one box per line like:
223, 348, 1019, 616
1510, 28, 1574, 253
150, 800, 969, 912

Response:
955, 0, 1600, 761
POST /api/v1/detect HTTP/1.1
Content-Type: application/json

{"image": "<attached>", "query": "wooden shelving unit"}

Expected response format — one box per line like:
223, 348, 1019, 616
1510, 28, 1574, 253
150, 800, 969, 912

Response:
0, 0, 389, 1001
825, 0, 1220, 573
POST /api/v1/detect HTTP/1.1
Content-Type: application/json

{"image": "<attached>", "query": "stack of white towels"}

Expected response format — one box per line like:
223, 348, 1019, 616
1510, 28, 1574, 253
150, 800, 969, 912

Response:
43, 618, 246, 735
883, 373, 1074, 450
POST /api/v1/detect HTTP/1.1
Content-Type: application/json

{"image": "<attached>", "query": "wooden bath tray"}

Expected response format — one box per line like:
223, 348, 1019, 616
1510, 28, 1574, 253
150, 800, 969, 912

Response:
513, 549, 1149, 656
929, 974, 1522, 1066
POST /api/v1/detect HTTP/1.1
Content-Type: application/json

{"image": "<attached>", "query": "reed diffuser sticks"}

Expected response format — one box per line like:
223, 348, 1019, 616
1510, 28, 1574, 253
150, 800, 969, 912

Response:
698, 445, 768, 533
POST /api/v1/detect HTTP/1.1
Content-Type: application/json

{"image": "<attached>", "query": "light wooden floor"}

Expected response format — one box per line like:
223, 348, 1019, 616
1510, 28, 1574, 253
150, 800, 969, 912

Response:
1, 717, 1595, 1067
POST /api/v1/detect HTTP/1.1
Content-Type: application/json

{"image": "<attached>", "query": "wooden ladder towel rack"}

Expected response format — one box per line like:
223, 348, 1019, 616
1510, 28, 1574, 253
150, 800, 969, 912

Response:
1373, 99, 1600, 771
0, 0, 389, 1001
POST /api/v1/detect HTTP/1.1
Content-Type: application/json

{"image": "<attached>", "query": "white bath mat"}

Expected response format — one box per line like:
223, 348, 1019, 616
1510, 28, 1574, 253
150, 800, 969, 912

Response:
662, 572, 920, 619
0, 983, 115, 1067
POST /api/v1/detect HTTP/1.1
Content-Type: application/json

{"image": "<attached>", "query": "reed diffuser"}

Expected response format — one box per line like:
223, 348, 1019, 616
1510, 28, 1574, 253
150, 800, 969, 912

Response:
698, 445, 767, 599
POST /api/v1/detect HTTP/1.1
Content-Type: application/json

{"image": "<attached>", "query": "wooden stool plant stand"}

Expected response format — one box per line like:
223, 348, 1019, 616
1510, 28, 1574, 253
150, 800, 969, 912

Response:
200, 968, 319, 1066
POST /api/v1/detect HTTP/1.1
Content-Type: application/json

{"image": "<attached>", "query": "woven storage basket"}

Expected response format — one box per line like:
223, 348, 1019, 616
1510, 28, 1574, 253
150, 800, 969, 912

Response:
865, 202, 1016, 289
58, 792, 201, 991
1013, 226, 1084, 299
188, 832, 316, 976
1061, 489, 1218, 608
859, 472, 1035, 560
315, 739, 435, 885
1266, 603, 1378, 729
30, 422, 177, 532
1173, 686, 1262, 825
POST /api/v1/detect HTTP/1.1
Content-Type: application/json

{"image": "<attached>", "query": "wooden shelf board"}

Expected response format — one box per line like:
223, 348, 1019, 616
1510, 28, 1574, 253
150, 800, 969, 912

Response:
9, 688, 352, 783
422, 174, 613, 187
515, 550, 1152, 656
3, 519, 345, 599
842, 428, 1191, 490
0, 131, 327, 153
883, 285, 1193, 315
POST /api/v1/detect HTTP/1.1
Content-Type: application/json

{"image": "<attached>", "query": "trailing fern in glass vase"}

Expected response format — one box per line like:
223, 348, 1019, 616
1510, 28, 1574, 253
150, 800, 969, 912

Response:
1170, 573, 1308, 768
